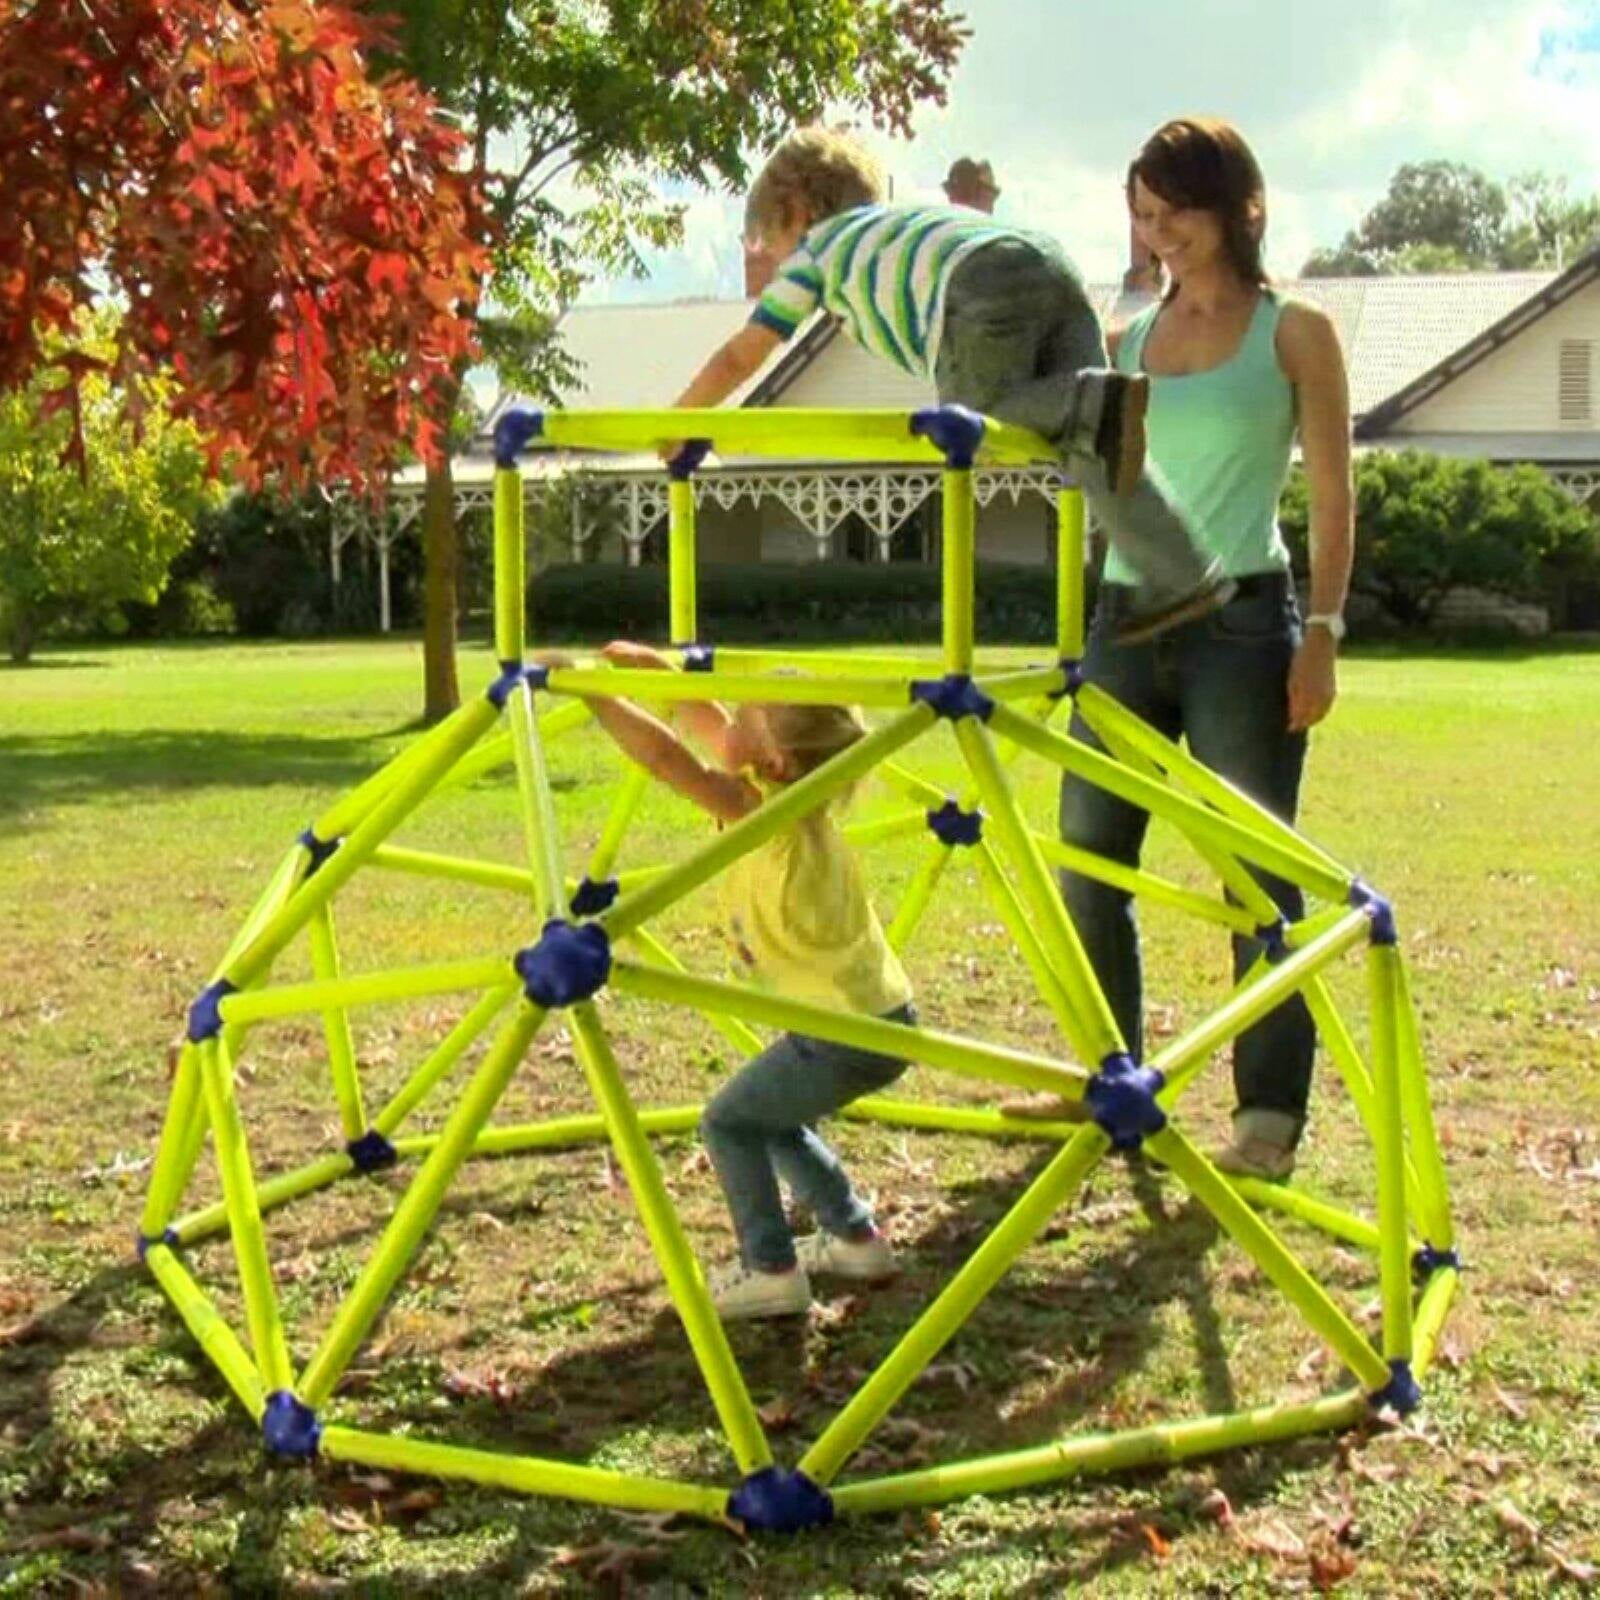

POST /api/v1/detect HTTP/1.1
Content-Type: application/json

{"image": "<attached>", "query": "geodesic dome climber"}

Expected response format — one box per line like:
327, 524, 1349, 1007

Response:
135, 401, 1459, 1533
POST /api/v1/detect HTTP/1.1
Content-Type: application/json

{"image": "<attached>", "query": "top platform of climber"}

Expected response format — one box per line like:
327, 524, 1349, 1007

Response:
491, 404, 1062, 473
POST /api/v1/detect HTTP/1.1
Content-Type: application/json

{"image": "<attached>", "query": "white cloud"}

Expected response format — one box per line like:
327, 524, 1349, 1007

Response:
581, 0, 1600, 301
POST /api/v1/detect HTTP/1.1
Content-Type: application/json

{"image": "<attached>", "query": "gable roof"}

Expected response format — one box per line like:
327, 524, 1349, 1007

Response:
479, 263, 1581, 452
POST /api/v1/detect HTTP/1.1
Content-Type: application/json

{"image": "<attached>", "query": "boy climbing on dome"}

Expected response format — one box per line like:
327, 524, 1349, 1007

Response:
673, 125, 1233, 641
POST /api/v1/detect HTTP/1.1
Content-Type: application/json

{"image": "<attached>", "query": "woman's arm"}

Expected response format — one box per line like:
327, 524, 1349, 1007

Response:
1277, 301, 1354, 733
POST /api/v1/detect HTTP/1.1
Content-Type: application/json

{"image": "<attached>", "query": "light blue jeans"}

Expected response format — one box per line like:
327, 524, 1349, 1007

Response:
700, 1005, 914, 1272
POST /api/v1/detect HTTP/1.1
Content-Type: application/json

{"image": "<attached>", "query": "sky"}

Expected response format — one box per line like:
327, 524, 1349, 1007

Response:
580, 0, 1600, 305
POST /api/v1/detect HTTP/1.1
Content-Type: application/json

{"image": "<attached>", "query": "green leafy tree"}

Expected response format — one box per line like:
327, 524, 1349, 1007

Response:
377, 0, 969, 720
0, 366, 214, 662
1303, 161, 1600, 277
1279, 450, 1598, 624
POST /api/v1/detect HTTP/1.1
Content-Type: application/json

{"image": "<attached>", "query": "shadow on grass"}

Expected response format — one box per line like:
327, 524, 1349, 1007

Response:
0, 728, 416, 832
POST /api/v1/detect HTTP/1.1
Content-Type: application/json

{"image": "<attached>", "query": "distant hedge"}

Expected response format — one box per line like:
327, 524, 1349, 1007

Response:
528, 559, 1085, 644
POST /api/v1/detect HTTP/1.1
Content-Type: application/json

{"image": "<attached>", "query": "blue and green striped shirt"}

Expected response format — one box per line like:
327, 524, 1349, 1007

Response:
752, 204, 1058, 379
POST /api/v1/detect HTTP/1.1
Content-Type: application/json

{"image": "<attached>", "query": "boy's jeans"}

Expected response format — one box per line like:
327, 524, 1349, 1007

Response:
934, 239, 1216, 604
1056, 579, 1316, 1134
700, 1006, 913, 1272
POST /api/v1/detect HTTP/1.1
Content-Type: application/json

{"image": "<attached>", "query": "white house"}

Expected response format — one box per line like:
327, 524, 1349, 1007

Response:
362, 249, 1600, 627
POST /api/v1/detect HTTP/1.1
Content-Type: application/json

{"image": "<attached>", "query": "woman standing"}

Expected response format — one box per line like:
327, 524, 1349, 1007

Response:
1027, 118, 1354, 1179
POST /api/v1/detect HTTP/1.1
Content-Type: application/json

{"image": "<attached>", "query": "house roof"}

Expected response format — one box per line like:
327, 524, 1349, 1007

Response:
478, 264, 1578, 453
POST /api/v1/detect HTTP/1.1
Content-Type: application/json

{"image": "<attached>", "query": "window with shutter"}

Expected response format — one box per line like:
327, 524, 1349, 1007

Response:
1559, 339, 1593, 424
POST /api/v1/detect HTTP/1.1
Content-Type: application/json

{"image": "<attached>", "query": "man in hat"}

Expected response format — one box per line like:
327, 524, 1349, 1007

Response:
943, 157, 1000, 214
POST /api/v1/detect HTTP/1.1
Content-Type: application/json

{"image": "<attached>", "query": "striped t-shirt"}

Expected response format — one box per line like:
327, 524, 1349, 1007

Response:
751, 204, 1059, 379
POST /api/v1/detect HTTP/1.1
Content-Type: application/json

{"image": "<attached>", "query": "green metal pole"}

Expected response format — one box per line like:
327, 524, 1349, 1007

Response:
373, 984, 519, 1138
1411, 1266, 1459, 1379
140, 1042, 206, 1238
493, 466, 526, 664
298, 1001, 546, 1408
988, 702, 1350, 903
221, 956, 514, 1026
1392, 951, 1456, 1252
830, 1388, 1369, 1515
611, 959, 1087, 1100
799, 1125, 1108, 1484
1076, 683, 1351, 885
320, 1425, 730, 1519
196, 1036, 295, 1392
668, 476, 698, 644
308, 904, 367, 1141
954, 718, 1122, 1065
587, 765, 653, 886
567, 1003, 772, 1477
552, 665, 914, 710
370, 843, 538, 897
623, 923, 765, 1057
605, 704, 936, 938
174, 1151, 355, 1245
842, 1095, 1084, 1141
1033, 834, 1260, 935
391, 1104, 703, 1160
145, 1244, 267, 1420
1147, 1125, 1390, 1390
885, 844, 953, 953
1153, 911, 1370, 1101
942, 465, 976, 674
972, 839, 1086, 1050
1367, 945, 1415, 1369
1227, 1175, 1383, 1254
506, 678, 566, 921
231, 697, 502, 991
1056, 483, 1086, 662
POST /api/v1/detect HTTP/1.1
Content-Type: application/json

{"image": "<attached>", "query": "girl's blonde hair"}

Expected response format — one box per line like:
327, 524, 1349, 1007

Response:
760, 701, 869, 800
744, 126, 886, 246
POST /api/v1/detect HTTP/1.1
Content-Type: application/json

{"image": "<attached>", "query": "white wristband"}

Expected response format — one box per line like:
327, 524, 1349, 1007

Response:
1304, 612, 1346, 642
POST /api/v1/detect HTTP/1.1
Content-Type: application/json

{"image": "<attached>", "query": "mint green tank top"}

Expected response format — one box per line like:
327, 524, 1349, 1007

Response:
1107, 291, 1296, 583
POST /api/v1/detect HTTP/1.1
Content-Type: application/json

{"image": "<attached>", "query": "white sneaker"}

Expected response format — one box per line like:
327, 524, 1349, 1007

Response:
708, 1261, 812, 1321
794, 1231, 899, 1282
1213, 1109, 1300, 1182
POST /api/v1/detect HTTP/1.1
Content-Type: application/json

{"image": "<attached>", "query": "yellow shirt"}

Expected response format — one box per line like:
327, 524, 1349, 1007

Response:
720, 811, 913, 1017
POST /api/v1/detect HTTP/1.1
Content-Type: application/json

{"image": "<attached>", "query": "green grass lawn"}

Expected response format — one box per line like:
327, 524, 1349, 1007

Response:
2, 636, 1598, 1596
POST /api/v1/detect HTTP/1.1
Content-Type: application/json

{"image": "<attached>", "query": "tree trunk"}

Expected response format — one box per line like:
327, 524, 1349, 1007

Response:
4, 600, 37, 663
421, 444, 461, 724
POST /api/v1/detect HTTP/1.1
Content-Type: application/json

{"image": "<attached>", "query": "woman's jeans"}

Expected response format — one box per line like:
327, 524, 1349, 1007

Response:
1057, 576, 1316, 1133
700, 1006, 913, 1272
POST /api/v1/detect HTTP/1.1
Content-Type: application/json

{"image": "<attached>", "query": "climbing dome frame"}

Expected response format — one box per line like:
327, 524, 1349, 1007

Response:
136, 402, 1458, 1532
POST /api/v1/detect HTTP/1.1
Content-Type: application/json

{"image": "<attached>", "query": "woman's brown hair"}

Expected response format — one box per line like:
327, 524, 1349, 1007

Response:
1126, 117, 1268, 296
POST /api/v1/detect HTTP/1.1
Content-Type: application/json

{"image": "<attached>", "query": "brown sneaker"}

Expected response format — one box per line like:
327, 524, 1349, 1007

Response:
1212, 1110, 1300, 1182
1096, 370, 1149, 498
1114, 572, 1237, 646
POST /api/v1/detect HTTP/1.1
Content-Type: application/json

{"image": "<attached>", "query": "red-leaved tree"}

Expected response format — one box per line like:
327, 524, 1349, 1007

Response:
0, 0, 489, 491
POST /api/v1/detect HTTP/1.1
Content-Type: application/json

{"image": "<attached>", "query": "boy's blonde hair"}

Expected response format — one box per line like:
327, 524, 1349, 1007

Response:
761, 701, 868, 788
744, 126, 886, 245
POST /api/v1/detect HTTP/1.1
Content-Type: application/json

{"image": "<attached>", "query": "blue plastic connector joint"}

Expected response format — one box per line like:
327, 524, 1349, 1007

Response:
1085, 1051, 1168, 1150
493, 407, 544, 468
135, 1226, 180, 1262
1412, 1242, 1462, 1279
186, 978, 237, 1044
925, 798, 983, 848
1254, 917, 1291, 964
666, 439, 712, 480
514, 919, 612, 1008
1349, 878, 1398, 945
1048, 658, 1086, 701
569, 876, 620, 917
910, 674, 995, 723
262, 1390, 322, 1458
486, 660, 526, 709
728, 1466, 835, 1533
1368, 1359, 1423, 1416
297, 827, 341, 877
678, 643, 715, 673
346, 1130, 398, 1173
909, 403, 987, 469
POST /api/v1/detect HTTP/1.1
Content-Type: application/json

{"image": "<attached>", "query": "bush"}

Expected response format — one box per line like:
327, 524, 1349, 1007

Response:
529, 560, 1084, 644
1279, 450, 1600, 627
